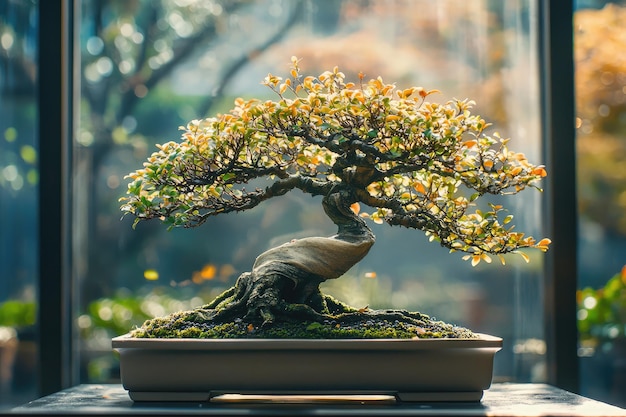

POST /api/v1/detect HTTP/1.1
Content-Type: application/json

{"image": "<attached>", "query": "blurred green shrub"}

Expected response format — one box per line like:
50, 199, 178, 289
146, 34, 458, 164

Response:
0, 300, 36, 328
578, 265, 626, 343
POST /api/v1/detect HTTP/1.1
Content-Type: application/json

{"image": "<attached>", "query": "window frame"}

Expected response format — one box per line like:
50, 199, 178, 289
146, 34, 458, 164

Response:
538, 0, 578, 393
36, 0, 579, 395
37, 0, 75, 396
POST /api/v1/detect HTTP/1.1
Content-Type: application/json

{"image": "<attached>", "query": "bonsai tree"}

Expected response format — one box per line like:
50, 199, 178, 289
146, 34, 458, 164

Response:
120, 57, 550, 338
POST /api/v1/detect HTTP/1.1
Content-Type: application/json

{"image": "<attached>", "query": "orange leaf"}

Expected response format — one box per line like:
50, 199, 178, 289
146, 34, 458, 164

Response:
350, 202, 361, 214
537, 238, 552, 247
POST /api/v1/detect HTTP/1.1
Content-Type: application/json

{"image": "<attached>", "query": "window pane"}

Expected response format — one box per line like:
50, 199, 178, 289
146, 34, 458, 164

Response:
0, 0, 39, 409
575, 1, 626, 408
75, 0, 545, 384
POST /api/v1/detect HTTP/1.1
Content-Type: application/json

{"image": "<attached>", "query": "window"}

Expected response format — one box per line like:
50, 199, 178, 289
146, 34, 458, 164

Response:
75, 0, 547, 384
0, 0, 39, 408
575, 0, 626, 408
1, 0, 584, 409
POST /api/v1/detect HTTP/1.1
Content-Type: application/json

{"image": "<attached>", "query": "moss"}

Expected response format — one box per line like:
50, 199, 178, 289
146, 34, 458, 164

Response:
131, 297, 477, 340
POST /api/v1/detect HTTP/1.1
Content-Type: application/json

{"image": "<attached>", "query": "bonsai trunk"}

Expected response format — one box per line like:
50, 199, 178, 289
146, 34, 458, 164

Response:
201, 190, 375, 325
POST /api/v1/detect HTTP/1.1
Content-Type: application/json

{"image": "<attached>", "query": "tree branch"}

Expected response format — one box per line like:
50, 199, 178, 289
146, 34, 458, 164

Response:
196, 0, 305, 117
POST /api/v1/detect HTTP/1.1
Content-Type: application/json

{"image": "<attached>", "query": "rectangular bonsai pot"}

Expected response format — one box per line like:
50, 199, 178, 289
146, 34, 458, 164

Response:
112, 334, 502, 403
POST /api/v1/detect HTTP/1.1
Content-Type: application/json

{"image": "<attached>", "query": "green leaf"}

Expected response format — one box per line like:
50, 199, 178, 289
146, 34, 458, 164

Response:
128, 180, 142, 195
222, 173, 236, 182
140, 196, 152, 207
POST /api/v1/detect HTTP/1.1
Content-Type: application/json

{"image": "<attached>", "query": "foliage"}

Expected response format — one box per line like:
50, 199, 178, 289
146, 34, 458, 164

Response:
578, 265, 626, 342
79, 287, 216, 339
0, 300, 36, 328
121, 58, 549, 265
575, 4, 626, 235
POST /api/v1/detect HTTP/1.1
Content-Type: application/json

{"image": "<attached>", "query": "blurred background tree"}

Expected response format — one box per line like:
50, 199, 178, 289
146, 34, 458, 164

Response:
574, 2, 626, 291
574, 2, 626, 407
0, 0, 38, 308
75, 0, 306, 304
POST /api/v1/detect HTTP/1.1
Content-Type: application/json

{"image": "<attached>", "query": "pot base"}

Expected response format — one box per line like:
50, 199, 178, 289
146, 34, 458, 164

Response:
113, 334, 502, 403
128, 390, 484, 403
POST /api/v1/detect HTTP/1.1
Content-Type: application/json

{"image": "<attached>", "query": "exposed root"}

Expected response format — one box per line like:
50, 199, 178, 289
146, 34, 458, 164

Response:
132, 293, 477, 340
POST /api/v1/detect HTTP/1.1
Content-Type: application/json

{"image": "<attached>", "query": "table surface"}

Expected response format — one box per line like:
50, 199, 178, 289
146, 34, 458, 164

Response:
5, 383, 626, 416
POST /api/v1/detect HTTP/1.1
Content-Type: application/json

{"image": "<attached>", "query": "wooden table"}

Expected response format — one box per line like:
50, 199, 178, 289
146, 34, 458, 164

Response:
5, 383, 626, 416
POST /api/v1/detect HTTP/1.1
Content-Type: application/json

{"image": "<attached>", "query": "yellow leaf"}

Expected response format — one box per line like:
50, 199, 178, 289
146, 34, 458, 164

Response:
483, 160, 494, 170
471, 255, 481, 267
364, 272, 377, 279
519, 251, 530, 263
481, 253, 492, 264
498, 254, 506, 266
144, 269, 159, 281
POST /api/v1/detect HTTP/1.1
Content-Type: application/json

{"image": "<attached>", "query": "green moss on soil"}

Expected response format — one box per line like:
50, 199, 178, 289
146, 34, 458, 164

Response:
130, 301, 477, 340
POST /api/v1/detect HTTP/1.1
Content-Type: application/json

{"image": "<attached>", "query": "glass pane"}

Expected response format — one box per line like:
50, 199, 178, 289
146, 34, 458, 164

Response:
75, 0, 545, 384
575, 1, 626, 408
0, 0, 39, 409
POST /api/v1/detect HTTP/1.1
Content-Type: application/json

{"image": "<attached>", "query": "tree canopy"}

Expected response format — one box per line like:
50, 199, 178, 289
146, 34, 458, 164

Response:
121, 57, 550, 266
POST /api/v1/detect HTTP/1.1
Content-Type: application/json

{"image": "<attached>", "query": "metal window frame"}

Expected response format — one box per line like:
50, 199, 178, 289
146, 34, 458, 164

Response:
36, 0, 579, 395
538, 0, 579, 393
37, 0, 75, 396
